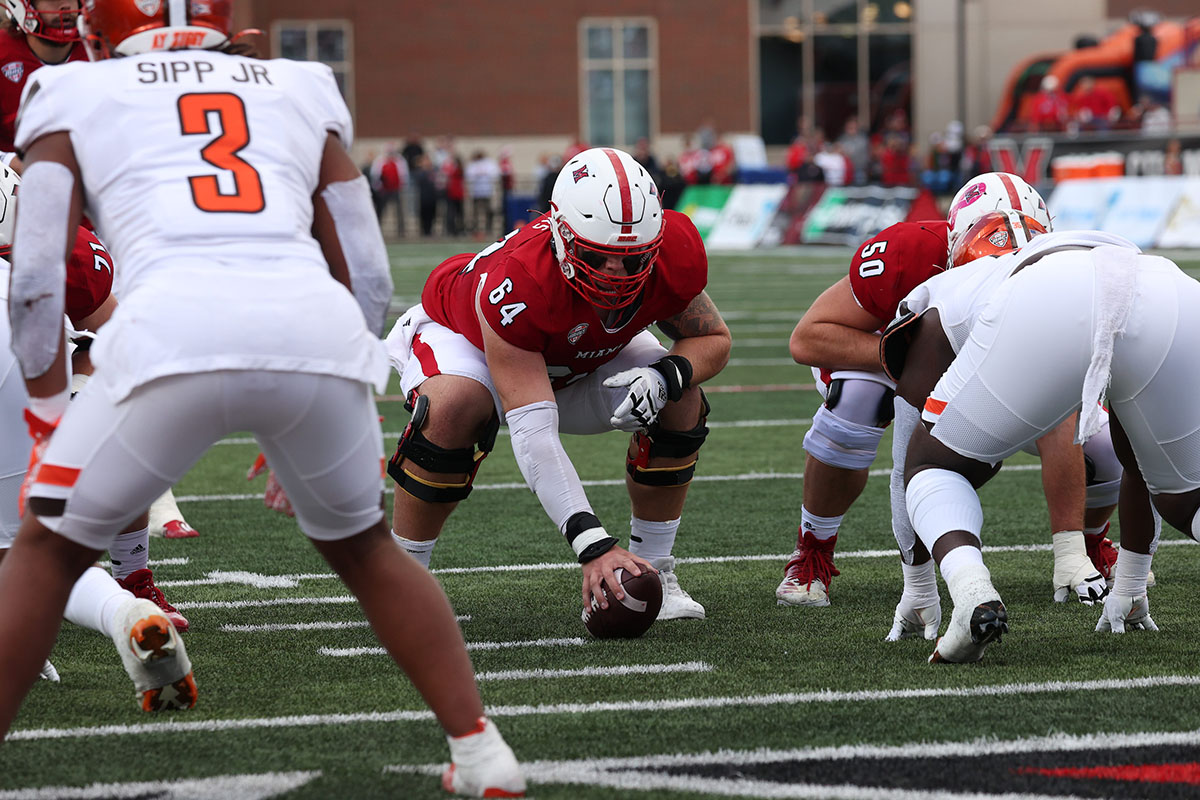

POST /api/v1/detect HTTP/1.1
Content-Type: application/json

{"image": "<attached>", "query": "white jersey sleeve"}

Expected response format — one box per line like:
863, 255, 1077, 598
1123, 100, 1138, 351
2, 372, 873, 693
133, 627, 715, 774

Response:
281, 61, 353, 149
14, 62, 97, 152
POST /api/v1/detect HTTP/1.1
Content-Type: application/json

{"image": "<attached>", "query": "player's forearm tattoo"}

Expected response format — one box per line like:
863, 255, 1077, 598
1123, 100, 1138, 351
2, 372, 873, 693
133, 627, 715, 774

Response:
657, 292, 724, 340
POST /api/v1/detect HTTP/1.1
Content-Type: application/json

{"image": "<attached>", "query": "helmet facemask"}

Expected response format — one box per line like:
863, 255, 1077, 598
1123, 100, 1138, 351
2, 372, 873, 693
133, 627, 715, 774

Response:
949, 210, 1047, 268
5, 0, 81, 43
553, 212, 662, 313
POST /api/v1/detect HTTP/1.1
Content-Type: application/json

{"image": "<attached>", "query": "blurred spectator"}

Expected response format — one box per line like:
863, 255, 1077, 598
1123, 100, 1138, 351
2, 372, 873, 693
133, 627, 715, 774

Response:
1029, 75, 1069, 132
1070, 76, 1120, 131
465, 150, 500, 237
791, 149, 825, 184
812, 141, 850, 187
444, 156, 465, 236
959, 126, 994, 181
564, 135, 589, 161
632, 137, 662, 184
879, 133, 914, 186
1134, 94, 1172, 135
696, 117, 717, 150
659, 159, 688, 209
921, 132, 955, 194
499, 147, 514, 231
709, 137, 736, 185
401, 133, 425, 173
679, 134, 709, 184
785, 133, 810, 176
537, 155, 561, 213
370, 147, 408, 237
865, 140, 886, 184
1165, 138, 1184, 176
878, 109, 912, 150
360, 149, 381, 213
414, 155, 438, 237
837, 117, 869, 185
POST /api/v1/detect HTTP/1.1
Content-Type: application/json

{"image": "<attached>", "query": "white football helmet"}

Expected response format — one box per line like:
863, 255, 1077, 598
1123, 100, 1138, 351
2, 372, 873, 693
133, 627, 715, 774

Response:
3, 0, 80, 43
549, 147, 664, 312
947, 172, 1051, 261
0, 163, 19, 257
948, 209, 1047, 268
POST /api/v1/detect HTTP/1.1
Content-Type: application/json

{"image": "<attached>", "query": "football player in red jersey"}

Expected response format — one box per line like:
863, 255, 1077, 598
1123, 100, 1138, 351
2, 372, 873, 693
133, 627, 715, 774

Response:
0, 0, 86, 152
780, 173, 1121, 630
385, 146, 731, 619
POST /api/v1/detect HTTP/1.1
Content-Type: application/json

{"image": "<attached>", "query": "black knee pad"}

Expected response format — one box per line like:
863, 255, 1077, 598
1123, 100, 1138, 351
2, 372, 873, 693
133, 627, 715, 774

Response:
824, 378, 895, 426
626, 389, 710, 487
387, 391, 498, 503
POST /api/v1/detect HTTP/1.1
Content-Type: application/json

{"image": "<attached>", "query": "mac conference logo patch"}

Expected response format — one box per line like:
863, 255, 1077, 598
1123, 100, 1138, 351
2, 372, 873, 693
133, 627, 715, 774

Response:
567, 323, 589, 344
2, 62, 23, 83
135, 0, 162, 16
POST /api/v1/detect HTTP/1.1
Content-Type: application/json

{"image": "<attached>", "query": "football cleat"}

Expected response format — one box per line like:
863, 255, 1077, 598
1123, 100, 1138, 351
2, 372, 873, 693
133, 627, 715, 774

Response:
885, 594, 942, 641
776, 532, 840, 607
930, 565, 1007, 664
1052, 531, 1108, 605
443, 717, 526, 798
1084, 528, 1118, 582
39, 659, 60, 682
117, 568, 190, 632
162, 520, 199, 539
650, 556, 705, 620
112, 598, 197, 712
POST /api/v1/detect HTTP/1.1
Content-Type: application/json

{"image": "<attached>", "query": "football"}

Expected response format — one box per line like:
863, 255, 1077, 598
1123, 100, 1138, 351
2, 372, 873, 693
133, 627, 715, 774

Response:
581, 568, 663, 638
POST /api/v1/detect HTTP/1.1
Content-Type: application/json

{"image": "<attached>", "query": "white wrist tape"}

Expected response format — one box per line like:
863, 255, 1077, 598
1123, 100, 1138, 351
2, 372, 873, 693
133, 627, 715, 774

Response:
1113, 547, 1152, 597
321, 175, 393, 336
505, 400, 594, 532
10, 160, 71, 379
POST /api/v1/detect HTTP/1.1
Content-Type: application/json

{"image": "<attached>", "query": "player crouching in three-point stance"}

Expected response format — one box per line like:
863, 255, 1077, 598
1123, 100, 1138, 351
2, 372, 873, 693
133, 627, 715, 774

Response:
884, 224, 1195, 663
385, 146, 730, 620
0, 1, 523, 795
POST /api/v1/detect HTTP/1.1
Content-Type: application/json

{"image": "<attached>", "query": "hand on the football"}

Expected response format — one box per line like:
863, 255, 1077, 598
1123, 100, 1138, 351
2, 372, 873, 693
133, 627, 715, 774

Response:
581, 545, 656, 609
1095, 593, 1159, 634
604, 367, 669, 432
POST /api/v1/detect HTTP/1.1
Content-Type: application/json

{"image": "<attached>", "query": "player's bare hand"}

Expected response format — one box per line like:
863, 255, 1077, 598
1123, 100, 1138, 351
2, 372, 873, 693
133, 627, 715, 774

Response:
581, 546, 656, 609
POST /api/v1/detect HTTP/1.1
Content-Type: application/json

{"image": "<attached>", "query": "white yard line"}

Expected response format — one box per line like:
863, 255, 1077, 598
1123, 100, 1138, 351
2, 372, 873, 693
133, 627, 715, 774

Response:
0, 772, 322, 800
320, 637, 587, 657
220, 616, 469, 632
475, 661, 711, 682
161, 538, 1196, 593
11, 674, 1200, 743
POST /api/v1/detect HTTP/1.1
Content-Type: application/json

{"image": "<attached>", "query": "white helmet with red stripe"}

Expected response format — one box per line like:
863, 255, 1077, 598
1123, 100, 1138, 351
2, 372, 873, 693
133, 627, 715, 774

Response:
0, 161, 18, 257
3, 0, 80, 43
947, 172, 1051, 261
549, 146, 664, 312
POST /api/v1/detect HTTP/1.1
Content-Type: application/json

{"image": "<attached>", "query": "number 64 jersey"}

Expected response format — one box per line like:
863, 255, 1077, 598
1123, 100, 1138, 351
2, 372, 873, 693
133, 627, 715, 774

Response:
14, 49, 388, 401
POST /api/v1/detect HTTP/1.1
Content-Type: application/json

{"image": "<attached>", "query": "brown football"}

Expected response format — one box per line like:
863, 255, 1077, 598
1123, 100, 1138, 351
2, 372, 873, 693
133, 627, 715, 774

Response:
581, 567, 663, 638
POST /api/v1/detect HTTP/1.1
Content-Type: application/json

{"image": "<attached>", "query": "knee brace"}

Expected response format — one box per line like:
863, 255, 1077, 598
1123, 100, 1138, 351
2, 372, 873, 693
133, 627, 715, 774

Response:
627, 389, 710, 487
824, 378, 895, 426
387, 391, 499, 503
906, 468, 983, 556
803, 405, 887, 471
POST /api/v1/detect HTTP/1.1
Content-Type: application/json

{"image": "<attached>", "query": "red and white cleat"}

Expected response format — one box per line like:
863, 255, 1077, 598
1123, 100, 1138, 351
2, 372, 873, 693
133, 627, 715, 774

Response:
117, 568, 190, 633
163, 520, 199, 539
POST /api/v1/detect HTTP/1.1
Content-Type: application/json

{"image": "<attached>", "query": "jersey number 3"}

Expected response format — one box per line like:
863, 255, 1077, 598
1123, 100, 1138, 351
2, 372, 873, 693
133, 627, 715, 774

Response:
178, 92, 265, 214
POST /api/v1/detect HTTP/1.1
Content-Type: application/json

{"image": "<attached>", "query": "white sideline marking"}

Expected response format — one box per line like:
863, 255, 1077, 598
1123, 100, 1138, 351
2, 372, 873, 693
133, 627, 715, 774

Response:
174, 595, 359, 610
0, 771, 321, 799
220, 616, 470, 632
320, 637, 587, 657
476, 661, 712, 682
11, 674, 1200, 743
394, 727, 1200, 798
160, 538, 1197, 592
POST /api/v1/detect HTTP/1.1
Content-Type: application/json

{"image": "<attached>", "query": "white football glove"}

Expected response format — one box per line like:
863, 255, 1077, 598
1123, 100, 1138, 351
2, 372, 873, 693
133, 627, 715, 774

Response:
885, 594, 941, 641
1095, 593, 1158, 634
604, 366, 670, 432
1052, 531, 1109, 605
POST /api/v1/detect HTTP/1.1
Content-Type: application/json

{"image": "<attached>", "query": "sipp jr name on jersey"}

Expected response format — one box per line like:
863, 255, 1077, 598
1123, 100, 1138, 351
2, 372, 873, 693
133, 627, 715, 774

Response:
136, 60, 273, 85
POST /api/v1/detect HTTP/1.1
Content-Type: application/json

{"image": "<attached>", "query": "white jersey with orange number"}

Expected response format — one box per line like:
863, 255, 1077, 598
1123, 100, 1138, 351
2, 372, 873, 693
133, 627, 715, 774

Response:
14, 49, 387, 401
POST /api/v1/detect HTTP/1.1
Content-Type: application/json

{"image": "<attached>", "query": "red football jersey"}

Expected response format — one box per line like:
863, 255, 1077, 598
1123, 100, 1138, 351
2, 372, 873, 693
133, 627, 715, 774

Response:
422, 210, 708, 390
848, 220, 948, 322
65, 227, 113, 326
0, 28, 87, 153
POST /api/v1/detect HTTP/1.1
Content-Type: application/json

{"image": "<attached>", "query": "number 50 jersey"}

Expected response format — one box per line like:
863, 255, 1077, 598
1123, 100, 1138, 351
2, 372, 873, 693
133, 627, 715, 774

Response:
14, 49, 388, 401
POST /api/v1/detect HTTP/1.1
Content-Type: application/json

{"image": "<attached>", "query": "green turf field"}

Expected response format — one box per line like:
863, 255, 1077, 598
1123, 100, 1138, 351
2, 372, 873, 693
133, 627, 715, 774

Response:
5, 242, 1200, 799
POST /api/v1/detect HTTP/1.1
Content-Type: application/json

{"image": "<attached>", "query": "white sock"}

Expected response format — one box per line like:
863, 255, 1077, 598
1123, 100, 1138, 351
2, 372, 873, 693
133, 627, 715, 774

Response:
938, 545, 985, 584
392, 531, 436, 569
1083, 522, 1110, 538
64, 566, 135, 637
900, 559, 938, 602
799, 508, 842, 542
628, 516, 680, 561
906, 468, 983, 558
108, 526, 150, 579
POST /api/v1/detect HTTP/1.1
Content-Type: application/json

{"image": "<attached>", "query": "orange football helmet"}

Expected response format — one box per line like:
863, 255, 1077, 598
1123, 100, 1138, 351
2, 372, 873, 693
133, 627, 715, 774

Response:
79, 0, 232, 60
948, 210, 1047, 269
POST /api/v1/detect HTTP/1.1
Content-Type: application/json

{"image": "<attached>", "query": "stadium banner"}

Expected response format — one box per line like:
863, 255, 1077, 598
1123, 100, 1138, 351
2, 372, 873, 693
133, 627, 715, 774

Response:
705, 184, 789, 249
1100, 177, 1184, 247
800, 186, 918, 245
676, 185, 734, 241
990, 134, 1200, 185
1045, 178, 1123, 231
1158, 180, 1200, 248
